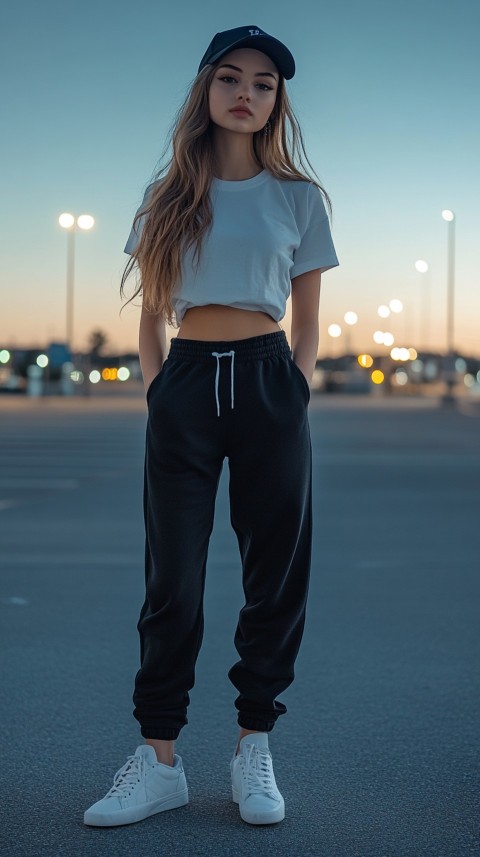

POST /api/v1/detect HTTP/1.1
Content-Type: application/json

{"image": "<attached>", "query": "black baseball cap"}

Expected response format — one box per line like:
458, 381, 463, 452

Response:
197, 25, 295, 80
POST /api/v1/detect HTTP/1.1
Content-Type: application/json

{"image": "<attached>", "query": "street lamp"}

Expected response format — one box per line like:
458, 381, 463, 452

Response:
441, 210, 455, 354
58, 212, 95, 351
415, 259, 430, 351
441, 209, 456, 399
343, 311, 358, 354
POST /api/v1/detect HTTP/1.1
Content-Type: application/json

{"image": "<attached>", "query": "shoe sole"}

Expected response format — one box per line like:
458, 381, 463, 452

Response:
83, 788, 189, 827
232, 787, 285, 825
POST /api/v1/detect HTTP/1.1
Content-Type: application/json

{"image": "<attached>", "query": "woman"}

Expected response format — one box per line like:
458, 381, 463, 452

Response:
84, 24, 339, 828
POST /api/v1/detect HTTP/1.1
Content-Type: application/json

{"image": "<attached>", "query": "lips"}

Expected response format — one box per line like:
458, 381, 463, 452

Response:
230, 107, 252, 116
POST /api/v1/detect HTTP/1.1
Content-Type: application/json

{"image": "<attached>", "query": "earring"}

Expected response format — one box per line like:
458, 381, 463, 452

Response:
264, 119, 271, 136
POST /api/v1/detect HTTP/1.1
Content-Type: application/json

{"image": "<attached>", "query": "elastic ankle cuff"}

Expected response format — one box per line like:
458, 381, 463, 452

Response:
140, 726, 180, 740
237, 716, 275, 733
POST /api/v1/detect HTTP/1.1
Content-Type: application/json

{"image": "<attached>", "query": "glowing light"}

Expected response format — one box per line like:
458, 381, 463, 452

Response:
377, 305, 390, 318
70, 371, 84, 384
78, 214, 95, 230
371, 370, 384, 385
383, 332, 394, 347
391, 347, 408, 361
344, 311, 358, 325
328, 324, 342, 338
117, 367, 130, 381
442, 209, 455, 222
0, 349, 10, 364
415, 260, 429, 273
390, 348, 410, 361
464, 374, 474, 388
389, 299, 403, 313
408, 348, 417, 360
395, 370, 408, 386
373, 330, 384, 344
59, 212, 75, 229
89, 370, 101, 384
455, 358, 467, 373
36, 354, 49, 368
102, 367, 118, 381
358, 354, 373, 368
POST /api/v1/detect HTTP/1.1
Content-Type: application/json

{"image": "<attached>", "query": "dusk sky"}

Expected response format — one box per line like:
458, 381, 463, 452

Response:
2, 0, 479, 357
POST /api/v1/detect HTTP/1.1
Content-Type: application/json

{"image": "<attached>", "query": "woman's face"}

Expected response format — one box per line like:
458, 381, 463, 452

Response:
208, 48, 279, 135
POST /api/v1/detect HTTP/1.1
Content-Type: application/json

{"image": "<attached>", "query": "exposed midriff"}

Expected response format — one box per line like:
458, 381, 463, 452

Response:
176, 304, 282, 342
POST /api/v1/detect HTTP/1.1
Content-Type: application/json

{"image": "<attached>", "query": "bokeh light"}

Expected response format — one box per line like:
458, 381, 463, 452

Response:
0, 349, 10, 364
328, 324, 342, 338
391, 347, 410, 361
344, 311, 358, 325
394, 370, 408, 385
415, 260, 429, 273
389, 299, 403, 313
371, 370, 384, 385
442, 209, 455, 222
102, 367, 118, 381
59, 212, 75, 229
358, 354, 373, 368
78, 214, 95, 230
89, 370, 101, 384
377, 305, 390, 318
36, 354, 49, 368
117, 367, 130, 381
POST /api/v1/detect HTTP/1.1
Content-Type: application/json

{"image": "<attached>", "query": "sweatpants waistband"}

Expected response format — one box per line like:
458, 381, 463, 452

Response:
169, 330, 291, 362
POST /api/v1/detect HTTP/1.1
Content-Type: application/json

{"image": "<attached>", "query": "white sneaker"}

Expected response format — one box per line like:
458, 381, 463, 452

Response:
84, 744, 188, 827
230, 733, 285, 825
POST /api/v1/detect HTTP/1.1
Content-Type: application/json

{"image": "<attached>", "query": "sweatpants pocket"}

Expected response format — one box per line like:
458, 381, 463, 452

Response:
146, 361, 168, 405
288, 357, 311, 404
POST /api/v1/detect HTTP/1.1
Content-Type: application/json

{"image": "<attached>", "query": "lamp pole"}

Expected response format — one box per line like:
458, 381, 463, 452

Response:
415, 260, 430, 352
441, 210, 456, 400
58, 213, 95, 352
343, 311, 358, 357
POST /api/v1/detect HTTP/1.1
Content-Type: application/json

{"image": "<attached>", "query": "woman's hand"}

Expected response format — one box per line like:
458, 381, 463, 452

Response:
139, 304, 167, 394
290, 269, 322, 383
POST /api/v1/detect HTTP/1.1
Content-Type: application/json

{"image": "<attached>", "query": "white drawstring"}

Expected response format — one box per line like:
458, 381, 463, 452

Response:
211, 350, 235, 417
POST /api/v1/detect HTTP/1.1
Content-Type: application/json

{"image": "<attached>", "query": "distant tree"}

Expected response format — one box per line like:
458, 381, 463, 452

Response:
88, 329, 108, 359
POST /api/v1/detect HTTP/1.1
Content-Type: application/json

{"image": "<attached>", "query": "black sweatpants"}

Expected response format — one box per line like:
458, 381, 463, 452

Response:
133, 330, 312, 740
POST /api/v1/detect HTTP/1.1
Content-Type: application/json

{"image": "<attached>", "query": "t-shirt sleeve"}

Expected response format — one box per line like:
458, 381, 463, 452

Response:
290, 183, 339, 279
123, 182, 157, 255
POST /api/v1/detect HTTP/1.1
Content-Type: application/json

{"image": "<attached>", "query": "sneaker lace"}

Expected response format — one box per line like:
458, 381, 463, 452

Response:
105, 753, 145, 798
243, 744, 275, 797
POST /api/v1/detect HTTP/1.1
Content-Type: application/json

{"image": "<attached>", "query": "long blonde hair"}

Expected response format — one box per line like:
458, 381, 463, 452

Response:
120, 61, 332, 326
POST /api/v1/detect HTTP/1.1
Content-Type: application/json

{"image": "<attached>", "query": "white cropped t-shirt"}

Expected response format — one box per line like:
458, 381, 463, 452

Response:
124, 170, 339, 323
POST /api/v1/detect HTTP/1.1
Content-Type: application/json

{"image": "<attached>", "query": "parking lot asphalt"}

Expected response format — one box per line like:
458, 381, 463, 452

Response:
1, 391, 479, 857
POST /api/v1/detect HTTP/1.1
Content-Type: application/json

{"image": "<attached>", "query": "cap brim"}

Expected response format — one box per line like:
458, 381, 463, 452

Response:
209, 36, 295, 79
